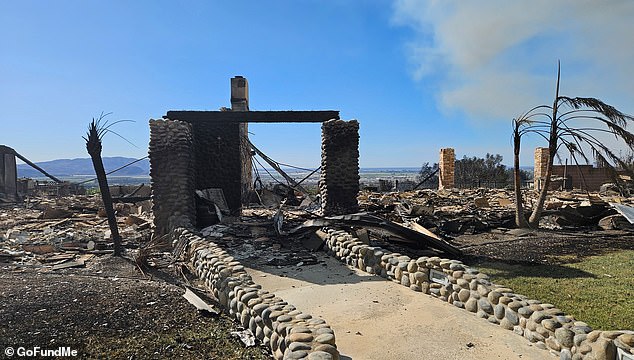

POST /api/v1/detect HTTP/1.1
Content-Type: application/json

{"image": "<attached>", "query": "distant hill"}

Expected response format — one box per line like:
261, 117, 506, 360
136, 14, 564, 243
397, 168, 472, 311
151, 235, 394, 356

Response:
17, 157, 150, 177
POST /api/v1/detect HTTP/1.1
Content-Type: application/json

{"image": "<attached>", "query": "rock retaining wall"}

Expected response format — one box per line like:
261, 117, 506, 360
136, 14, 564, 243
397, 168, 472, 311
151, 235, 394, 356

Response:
321, 227, 633, 360
149, 119, 196, 237
175, 228, 340, 360
320, 120, 360, 216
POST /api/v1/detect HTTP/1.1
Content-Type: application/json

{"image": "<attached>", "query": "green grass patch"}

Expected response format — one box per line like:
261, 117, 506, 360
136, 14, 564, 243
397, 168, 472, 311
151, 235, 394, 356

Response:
473, 250, 634, 330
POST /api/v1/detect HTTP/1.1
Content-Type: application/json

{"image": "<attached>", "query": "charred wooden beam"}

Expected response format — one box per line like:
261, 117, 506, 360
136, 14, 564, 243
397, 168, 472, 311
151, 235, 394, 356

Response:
165, 110, 340, 123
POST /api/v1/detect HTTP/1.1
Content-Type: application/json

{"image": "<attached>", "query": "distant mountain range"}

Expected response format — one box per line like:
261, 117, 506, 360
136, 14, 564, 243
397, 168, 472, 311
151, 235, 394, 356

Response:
17, 157, 150, 177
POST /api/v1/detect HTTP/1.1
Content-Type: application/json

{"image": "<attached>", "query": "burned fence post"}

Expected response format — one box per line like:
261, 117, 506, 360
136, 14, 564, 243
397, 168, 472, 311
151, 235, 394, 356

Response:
320, 119, 360, 215
439, 147, 455, 190
148, 119, 196, 238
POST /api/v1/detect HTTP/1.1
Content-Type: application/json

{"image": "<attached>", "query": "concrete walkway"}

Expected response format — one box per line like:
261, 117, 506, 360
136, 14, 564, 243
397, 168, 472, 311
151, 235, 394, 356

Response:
246, 254, 554, 360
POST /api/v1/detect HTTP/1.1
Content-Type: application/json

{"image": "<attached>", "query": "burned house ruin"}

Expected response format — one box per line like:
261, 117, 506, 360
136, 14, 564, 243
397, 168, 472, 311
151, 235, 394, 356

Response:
148, 76, 360, 236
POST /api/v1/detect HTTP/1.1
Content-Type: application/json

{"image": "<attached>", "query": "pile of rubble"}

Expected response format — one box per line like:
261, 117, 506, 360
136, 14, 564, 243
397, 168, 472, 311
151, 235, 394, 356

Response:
359, 187, 634, 237
0, 195, 152, 269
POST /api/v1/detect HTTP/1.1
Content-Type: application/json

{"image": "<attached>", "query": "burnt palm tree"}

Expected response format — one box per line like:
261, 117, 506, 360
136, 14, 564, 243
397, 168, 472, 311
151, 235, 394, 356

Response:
513, 62, 634, 228
512, 117, 530, 228
83, 113, 130, 256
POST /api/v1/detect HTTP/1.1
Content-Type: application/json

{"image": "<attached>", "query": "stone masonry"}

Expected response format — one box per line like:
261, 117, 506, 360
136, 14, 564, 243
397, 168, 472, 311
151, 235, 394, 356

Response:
320, 119, 360, 215
439, 147, 455, 190
148, 119, 196, 237
176, 228, 340, 360
321, 227, 634, 360
165, 111, 243, 214
534, 147, 549, 190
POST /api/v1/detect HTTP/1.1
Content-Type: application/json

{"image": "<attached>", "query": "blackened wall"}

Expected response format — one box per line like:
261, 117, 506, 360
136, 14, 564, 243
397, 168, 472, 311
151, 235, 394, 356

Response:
166, 111, 243, 214
148, 119, 196, 237
320, 119, 360, 215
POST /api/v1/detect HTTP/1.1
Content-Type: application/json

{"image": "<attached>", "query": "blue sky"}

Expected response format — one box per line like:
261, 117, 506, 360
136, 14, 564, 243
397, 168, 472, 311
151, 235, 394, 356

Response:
2, 1, 634, 168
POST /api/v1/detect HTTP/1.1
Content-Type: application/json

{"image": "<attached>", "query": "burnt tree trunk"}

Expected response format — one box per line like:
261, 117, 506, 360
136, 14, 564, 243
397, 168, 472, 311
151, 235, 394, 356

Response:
86, 121, 122, 256
513, 126, 530, 228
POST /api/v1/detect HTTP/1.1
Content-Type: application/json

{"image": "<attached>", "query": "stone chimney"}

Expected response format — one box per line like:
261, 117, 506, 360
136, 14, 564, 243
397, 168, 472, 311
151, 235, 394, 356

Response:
231, 76, 249, 111
439, 148, 455, 190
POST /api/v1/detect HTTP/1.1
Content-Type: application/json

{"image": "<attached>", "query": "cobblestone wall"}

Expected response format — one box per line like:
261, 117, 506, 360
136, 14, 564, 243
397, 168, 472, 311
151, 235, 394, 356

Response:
148, 119, 196, 237
321, 227, 633, 360
175, 228, 340, 360
320, 120, 360, 215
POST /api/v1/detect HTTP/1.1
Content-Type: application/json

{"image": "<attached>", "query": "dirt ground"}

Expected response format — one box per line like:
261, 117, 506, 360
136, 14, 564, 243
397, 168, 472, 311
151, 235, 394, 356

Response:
454, 228, 634, 264
0, 256, 270, 360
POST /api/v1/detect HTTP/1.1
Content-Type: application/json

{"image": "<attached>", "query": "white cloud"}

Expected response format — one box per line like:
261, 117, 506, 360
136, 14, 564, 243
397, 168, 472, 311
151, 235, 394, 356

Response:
392, 0, 634, 123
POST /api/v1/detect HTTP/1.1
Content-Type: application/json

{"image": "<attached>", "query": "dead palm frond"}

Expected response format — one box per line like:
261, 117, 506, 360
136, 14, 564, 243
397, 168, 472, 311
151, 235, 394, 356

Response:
513, 62, 634, 227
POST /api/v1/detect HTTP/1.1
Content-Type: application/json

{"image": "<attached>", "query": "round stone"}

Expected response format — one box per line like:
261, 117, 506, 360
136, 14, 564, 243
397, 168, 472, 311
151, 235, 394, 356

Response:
500, 318, 514, 330
315, 333, 336, 345
560, 349, 572, 360
530, 311, 547, 323
478, 298, 493, 314
290, 326, 311, 334
465, 298, 478, 313
241, 291, 258, 303
507, 301, 523, 312
407, 261, 418, 273
314, 344, 338, 358
307, 351, 334, 360
535, 325, 550, 338
574, 334, 588, 347
457, 278, 470, 289
289, 342, 312, 352
487, 291, 502, 305
498, 296, 513, 305
401, 274, 411, 287
505, 309, 519, 325
494, 304, 505, 320
545, 336, 561, 352
555, 327, 575, 348
477, 284, 489, 296
518, 306, 533, 318
449, 263, 465, 271
315, 327, 334, 335
286, 350, 309, 359
542, 319, 561, 332
458, 289, 471, 303
289, 332, 314, 343
414, 271, 427, 283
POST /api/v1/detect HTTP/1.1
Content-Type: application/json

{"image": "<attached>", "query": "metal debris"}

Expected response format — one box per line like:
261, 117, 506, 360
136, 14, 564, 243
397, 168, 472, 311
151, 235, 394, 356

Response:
182, 287, 219, 315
